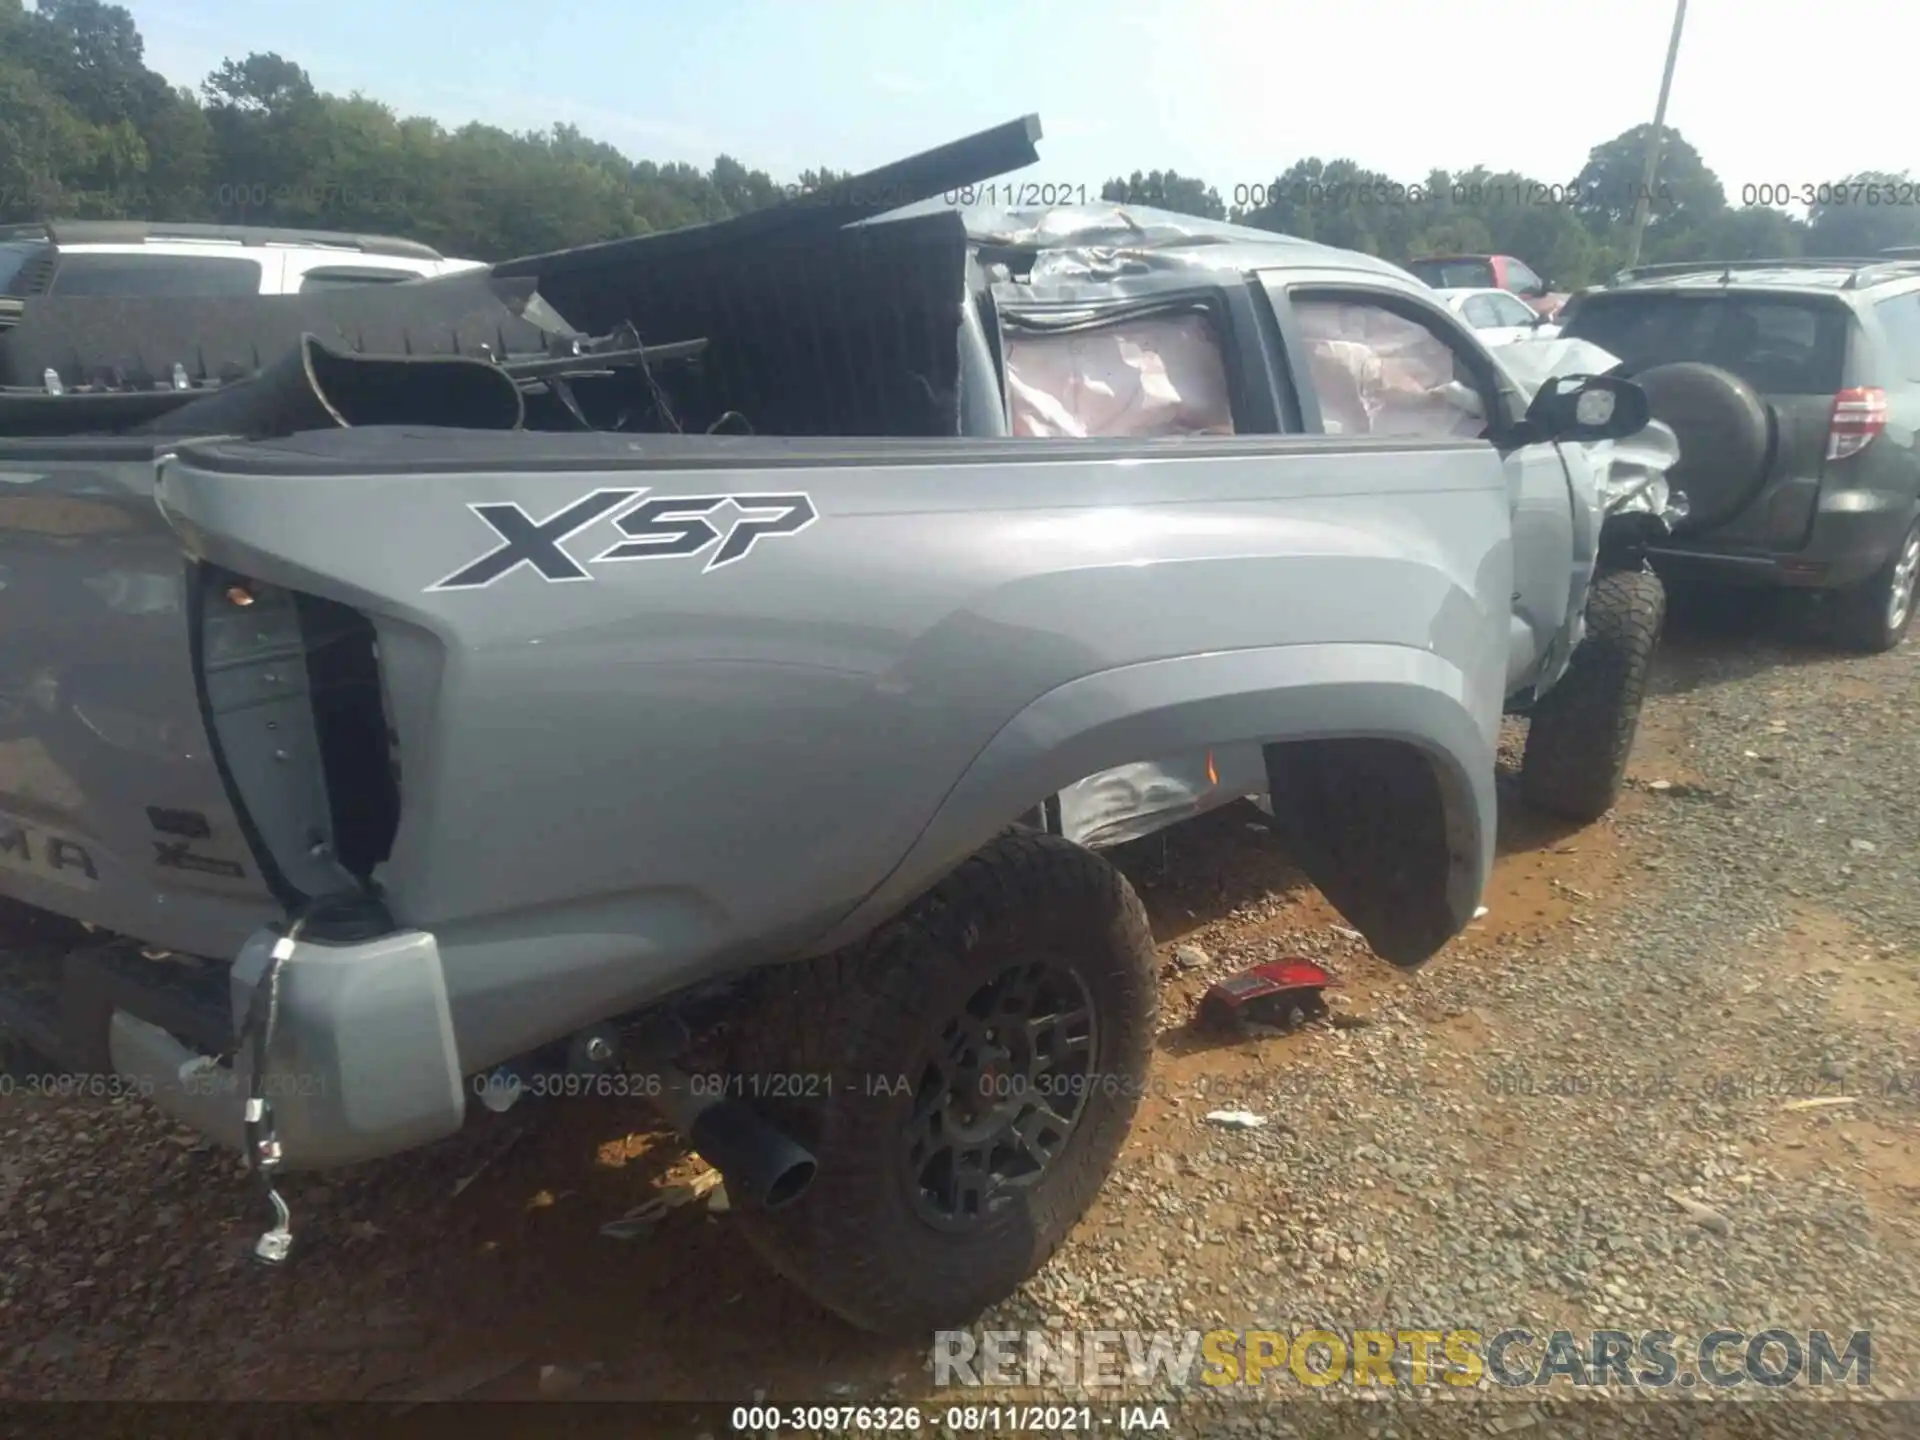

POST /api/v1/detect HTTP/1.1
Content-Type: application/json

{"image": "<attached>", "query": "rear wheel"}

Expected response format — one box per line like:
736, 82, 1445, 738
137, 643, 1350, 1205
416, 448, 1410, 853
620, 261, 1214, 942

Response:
724, 831, 1158, 1332
1521, 567, 1667, 823
1833, 518, 1920, 654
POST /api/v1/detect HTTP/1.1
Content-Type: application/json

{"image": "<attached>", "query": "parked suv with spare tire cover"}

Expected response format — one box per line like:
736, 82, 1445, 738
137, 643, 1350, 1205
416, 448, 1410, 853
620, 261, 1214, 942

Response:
1555, 259, 1920, 652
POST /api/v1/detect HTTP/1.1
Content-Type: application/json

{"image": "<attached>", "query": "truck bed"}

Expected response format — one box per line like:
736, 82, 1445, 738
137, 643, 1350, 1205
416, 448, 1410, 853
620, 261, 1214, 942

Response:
1, 426, 1509, 1093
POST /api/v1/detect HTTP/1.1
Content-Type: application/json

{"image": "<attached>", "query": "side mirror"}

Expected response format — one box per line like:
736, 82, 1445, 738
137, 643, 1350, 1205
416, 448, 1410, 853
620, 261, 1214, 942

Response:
1524, 372, 1648, 443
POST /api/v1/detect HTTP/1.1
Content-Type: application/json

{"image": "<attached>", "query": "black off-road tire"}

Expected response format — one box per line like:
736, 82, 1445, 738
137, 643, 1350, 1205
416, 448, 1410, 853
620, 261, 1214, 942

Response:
721, 830, 1158, 1333
1832, 517, 1920, 654
1521, 567, 1667, 823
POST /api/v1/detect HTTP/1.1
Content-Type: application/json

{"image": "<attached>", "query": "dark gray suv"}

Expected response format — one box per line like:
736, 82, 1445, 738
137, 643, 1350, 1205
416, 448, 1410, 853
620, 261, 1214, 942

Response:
1557, 258, 1920, 651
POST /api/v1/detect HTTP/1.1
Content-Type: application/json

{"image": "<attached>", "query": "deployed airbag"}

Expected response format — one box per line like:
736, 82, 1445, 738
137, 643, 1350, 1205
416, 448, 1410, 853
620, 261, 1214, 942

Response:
1003, 312, 1234, 438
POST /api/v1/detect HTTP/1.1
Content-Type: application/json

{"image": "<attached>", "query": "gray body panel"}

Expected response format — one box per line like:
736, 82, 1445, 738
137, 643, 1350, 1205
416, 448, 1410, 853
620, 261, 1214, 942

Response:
0, 142, 1635, 1172
64, 428, 1511, 1080
0, 440, 280, 950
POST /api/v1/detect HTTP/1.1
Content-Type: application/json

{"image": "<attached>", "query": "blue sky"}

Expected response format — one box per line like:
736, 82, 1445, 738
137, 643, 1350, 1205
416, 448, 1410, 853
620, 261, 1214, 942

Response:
126, 0, 1912, 204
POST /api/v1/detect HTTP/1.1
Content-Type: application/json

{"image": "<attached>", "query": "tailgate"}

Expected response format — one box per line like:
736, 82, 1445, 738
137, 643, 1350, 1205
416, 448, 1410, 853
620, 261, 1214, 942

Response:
0, 437, 279, 955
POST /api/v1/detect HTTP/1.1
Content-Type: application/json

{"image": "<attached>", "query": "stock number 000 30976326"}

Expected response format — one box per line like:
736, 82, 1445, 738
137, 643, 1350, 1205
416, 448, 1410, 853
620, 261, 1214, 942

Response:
1744, 181, 1920, 207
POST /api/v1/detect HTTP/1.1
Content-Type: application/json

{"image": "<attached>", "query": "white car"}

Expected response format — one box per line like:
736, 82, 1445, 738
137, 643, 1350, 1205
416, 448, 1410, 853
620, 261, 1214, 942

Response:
1432, 286, 1560, 346
0, 220, 487, 299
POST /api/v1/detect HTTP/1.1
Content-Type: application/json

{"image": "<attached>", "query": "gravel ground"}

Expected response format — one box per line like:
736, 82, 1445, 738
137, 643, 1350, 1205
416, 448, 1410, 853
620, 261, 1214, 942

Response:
1, 590, 1915, 1438
964, 589, 1920, 1435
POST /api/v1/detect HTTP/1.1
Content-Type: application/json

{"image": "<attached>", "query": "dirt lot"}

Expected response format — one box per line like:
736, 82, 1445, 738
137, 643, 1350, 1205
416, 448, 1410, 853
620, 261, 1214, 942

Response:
2, 590, 1917, 1430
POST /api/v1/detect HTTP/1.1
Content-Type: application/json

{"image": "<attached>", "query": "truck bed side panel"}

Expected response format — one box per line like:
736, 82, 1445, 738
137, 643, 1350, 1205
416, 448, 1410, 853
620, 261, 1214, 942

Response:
160, 431, 1511, 1069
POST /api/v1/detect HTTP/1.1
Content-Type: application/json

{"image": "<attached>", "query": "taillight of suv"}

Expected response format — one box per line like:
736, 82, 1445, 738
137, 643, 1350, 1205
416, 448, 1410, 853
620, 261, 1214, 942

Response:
1827, 387, 1888, 461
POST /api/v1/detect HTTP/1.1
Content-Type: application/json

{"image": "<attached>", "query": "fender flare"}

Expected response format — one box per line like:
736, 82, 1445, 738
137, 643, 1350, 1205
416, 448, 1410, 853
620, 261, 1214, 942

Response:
808, 642, 1499, 967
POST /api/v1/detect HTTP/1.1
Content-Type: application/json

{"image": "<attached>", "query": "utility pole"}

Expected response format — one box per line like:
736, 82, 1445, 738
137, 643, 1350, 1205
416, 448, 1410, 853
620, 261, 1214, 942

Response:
1624, 0, 1690, 270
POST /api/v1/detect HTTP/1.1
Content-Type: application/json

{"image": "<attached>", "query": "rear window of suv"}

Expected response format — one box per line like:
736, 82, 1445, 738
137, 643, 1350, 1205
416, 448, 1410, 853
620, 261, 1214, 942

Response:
1561, 293, 1849, 394
1409, 258, 1496, 289
0, 242, 42, 294
48, 253, 264, 297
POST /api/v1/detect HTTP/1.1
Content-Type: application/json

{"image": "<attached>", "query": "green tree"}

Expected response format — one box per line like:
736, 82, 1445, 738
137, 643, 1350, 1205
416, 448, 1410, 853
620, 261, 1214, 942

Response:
0, 37, 104, 221
17, 0, 148, 128
201, 52, 334, 223
130, 80, 212, 218
709, 153, 784, 214
1099, 169, 1225, 221
1804, 172, 1920, 257
1572, 124, 1725, 236
0, 0, 1895, 276
1408, 170, 1497, 258
1645, 203, 1806, 266
795, 167, 853, 195
1, 0, 212, 218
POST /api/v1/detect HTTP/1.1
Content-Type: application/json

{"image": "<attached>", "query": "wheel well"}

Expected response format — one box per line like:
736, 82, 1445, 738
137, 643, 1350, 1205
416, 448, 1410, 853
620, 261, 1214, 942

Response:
1260, 736, 1478, 968
1007, 736, 1480, 970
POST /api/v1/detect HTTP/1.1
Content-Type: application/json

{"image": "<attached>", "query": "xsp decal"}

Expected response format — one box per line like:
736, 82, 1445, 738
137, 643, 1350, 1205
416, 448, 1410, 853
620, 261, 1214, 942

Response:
432, 489, 818, 590
595, 495, 730, 563
594, 493, 818, 573
429, 488, 641, 591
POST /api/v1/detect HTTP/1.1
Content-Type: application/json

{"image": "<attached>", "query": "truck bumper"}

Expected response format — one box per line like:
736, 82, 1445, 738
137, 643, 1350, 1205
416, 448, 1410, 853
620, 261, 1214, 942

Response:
10, 927, 469, 1171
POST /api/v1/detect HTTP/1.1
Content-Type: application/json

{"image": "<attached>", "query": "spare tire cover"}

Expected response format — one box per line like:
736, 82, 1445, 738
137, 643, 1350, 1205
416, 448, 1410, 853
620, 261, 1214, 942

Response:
1630, 362, 1773, 534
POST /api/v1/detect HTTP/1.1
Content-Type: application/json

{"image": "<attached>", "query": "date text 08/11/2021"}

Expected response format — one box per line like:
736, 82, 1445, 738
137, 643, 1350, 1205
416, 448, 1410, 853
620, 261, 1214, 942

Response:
937, 181, 1682, 211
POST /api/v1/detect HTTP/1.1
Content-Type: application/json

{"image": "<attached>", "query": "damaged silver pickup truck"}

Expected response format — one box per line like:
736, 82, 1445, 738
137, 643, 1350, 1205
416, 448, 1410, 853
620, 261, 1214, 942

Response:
0, 116, 1677, 1330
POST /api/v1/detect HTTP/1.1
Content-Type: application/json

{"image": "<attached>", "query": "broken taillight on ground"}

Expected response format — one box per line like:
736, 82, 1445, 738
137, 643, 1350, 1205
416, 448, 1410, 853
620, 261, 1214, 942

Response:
1196, 957, 1340, 1035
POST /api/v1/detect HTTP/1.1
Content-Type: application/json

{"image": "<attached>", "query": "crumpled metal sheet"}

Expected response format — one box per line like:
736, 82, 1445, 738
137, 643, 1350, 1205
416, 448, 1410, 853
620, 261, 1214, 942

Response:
1586, 417, 1687, 523
1491, 336, 1628, 399
1056, 744, 1268, 850
965, 203, 1277, 253
1495, 336, 1687, 525
965, 203, 1319, 284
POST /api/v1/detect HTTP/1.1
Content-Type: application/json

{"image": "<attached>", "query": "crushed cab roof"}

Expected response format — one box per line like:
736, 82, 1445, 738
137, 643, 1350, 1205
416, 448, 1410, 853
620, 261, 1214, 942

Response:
863, 198, 1421, 283
492, 114, 1416, 292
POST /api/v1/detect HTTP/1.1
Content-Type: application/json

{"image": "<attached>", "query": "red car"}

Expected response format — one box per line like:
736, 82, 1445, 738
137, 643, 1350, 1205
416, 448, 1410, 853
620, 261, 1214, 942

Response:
1406, 254, 1567, 318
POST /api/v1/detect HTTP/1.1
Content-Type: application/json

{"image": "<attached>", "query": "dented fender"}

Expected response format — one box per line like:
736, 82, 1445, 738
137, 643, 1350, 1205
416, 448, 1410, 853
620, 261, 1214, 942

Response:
811, 642, 1498, 968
